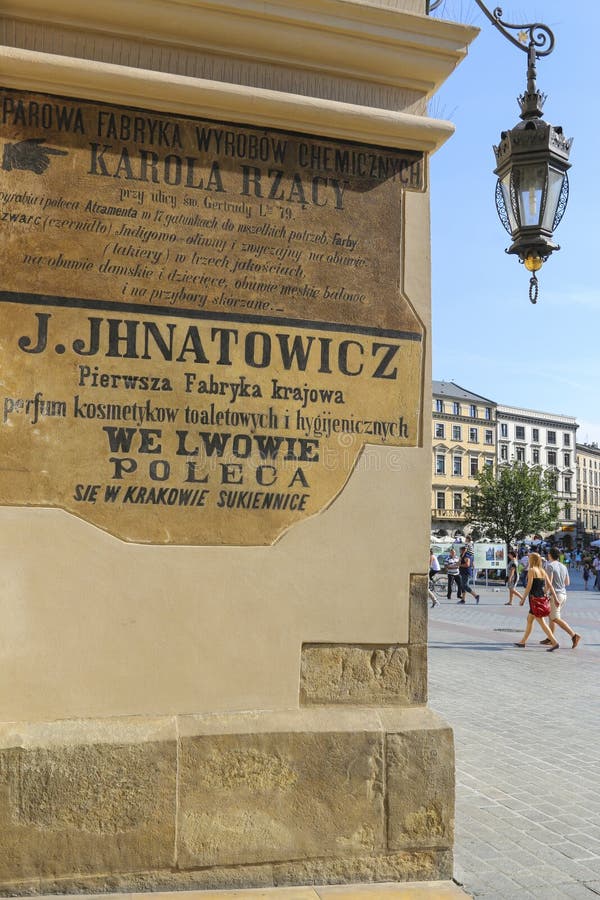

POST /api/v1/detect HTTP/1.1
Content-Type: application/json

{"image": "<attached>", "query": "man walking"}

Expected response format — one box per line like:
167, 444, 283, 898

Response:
446, 548, 463, 602
518, 549, 530, 587
541, 547, 582, 648
459, 544, 480, 603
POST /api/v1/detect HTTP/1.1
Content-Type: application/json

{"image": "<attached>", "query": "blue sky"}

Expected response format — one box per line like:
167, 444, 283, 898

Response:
429, 1, 600, 443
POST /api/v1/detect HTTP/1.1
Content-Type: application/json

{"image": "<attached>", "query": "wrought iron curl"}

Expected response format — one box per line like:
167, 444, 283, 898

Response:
484, 6, 555, 56
494, 180, 512, 235
552, 175, 570, 231
427, 1, 556, 59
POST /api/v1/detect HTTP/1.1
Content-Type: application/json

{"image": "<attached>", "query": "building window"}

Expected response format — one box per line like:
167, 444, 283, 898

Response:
564, 477, 572, 493
452, 425, 462, 441
470, 404, 477, 418
515, 425, 526, 440
563, 433, 571, 446
435, 454, 445, 475
563, 452, 570, 467
500, 423, 508, 438
436, 491, 445, 510
564, 503, 572, 520
583, 487, 588, 504
453, 402, 460, 415
532, 449, 540, 464
470, 456, 478, 476
453, 455, 462, 476
532, 428, 539, 442
485, 407, 492, 420
454, 492, 463, 510
500, 444, 508, 461
516, 447, 525, 462
547, 430, 556, 444
435, 423, 445, 439
435, 399, 444, 413
550, 475, 558, 491
484, 458, 494, 468
469, 427, 478, 443
547, 451, 557, 466
485, 429, 493, 445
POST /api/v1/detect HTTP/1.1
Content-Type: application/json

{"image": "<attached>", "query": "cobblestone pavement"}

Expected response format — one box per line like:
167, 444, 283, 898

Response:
428, 568, 600, 899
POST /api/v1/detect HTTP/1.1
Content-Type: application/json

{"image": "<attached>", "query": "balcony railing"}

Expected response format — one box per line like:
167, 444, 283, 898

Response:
431, 508, 467, 519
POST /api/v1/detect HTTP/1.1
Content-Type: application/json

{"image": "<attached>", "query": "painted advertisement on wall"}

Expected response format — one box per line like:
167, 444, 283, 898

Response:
0, 88, 425, 545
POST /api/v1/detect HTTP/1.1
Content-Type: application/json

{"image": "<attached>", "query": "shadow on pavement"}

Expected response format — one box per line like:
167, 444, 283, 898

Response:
428, 641, 510, 651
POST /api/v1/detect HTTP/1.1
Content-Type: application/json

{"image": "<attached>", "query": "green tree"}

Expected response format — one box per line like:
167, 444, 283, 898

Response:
467, 461, 560, 548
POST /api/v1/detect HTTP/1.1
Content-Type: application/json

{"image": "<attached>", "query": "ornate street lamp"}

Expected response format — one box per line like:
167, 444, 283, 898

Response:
427, 2, 573, 303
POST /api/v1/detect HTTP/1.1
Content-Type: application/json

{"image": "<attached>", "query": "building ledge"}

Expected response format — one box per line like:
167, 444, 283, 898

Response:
0, 0, 478, 100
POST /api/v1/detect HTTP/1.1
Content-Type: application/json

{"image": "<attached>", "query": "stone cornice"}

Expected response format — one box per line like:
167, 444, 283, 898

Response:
497, 405, 578, 429
0, 46, 457, 151
576, 443, 600, 459
0, 0, 478, 99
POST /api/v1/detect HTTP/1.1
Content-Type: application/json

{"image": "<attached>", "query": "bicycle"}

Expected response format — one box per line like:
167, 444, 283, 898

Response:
429, 573, 447, 597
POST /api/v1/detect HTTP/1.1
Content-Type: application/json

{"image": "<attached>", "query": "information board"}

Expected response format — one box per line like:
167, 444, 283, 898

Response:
0, 89, 425, 545
474, 543, 506, 570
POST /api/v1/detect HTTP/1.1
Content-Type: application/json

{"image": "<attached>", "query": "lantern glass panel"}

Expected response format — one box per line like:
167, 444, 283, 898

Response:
517, 164, 546, 227
542, 167, 565, 231
500, 174, 518, 232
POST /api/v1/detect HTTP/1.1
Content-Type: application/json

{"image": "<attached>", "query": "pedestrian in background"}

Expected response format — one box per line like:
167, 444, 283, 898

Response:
459, 545, 480, 604
515, 552, 560, 651
429, 548, 440, 582
583, 562, 591, 590
540, 547, 581, 649
446, 548, 463, 602
505, 550, 521, 605
518, 549, 530, 587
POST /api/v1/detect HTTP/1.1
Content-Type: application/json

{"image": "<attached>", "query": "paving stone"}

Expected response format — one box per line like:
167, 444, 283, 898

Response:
564, 832, 600, 852
556, 842, 597, 861
428, 577, 600, 900
557, 885, 600, 900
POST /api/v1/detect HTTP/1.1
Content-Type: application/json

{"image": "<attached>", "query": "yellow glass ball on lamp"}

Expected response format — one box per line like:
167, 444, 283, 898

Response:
524, 253, 543, 272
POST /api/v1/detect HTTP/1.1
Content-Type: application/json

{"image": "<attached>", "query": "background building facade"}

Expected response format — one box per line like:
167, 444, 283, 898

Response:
430, 386, 586, 545
496, 404, 578, 541
577, 442, 600, 542
431, 381, 496, 535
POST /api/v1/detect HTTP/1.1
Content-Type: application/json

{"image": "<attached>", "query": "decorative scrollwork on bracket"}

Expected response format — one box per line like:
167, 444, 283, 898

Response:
426, 1, 555, 59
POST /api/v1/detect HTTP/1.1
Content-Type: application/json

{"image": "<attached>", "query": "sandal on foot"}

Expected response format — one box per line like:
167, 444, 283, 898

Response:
547, 643, 560, 652
514, 643, 526, 648
572, 634, 581, 649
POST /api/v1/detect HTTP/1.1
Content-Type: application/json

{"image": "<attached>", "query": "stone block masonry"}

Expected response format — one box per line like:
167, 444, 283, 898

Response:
0, 706, 453, 894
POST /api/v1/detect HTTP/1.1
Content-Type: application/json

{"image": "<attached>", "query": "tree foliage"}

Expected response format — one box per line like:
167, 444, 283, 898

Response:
467, 462, 560, 547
